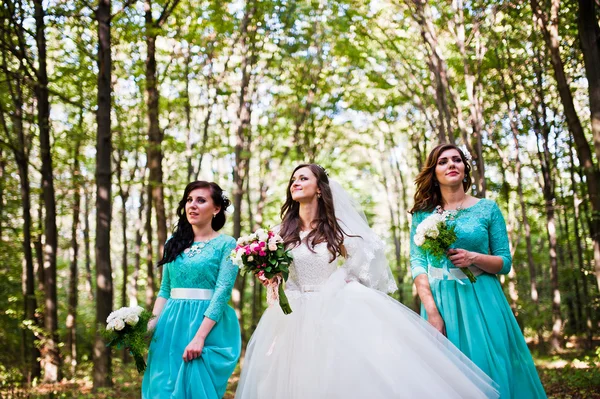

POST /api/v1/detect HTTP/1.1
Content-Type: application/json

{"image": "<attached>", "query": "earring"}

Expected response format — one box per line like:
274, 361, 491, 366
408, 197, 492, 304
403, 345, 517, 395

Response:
213, 214, 217, 218
434, 181, 439, 187
317, 193, 322, 199
463, 177, 467, 182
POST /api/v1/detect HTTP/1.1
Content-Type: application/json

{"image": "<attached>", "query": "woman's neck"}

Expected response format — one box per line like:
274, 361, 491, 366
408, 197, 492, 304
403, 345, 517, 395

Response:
192, 223, 216, 241
440, 185, 467, 209
298, 200, 319, 231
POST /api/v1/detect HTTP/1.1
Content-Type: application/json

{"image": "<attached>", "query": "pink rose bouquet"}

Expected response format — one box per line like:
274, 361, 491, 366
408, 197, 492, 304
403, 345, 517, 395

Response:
230, 228, 293, 314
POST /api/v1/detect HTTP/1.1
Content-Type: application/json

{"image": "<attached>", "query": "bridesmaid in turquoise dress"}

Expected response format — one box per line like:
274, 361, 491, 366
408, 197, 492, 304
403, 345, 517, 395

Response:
142, 181, 241, 399
409, 144, 546, 399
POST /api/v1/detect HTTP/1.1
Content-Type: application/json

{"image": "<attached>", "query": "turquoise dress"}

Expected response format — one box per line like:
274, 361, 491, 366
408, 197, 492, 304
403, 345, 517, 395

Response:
410, 199, 546, 399
142, 234, 241, 399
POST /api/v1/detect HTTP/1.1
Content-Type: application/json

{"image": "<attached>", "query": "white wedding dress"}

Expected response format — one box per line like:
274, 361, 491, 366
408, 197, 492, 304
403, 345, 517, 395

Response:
235, 230, 499, 399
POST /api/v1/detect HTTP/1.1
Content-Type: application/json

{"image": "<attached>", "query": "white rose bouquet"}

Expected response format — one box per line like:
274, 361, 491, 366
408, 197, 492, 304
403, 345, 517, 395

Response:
414, 208, 477, 283
230, 228, 294, 314
102, 305, 154, 373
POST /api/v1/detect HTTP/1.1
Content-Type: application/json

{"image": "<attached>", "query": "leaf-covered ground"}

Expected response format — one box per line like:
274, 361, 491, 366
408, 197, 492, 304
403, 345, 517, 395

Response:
2, 348, 598, 398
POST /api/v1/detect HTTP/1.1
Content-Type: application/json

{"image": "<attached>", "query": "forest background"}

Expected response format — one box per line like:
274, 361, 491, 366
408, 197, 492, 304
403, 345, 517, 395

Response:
1, 0, 600, 397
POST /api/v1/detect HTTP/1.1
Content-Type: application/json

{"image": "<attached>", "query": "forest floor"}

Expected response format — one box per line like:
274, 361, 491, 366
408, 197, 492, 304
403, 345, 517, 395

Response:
2, 344, 599, 399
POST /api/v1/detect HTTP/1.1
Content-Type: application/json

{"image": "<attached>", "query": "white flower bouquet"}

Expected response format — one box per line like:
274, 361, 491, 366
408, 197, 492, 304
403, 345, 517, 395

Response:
414, 209, 477, 283
102, 305, 154, 373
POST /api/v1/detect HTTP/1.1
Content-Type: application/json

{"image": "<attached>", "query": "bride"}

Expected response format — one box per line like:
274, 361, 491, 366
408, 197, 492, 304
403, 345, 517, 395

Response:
235, 164, 499, 399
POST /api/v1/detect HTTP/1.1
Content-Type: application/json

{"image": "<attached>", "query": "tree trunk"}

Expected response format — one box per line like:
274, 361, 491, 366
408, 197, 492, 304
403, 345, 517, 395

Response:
83, 185, 94, 301
93, 0, 113, 389
577, 0, 600, 162
499, 46, 540, 328
10, 83, 41, 383
531, 0, 600, 292
233, 0, 257, 240
34, 0, 61, 382
132, 174, 146, 306
568, 133, 594, 346
66, 134, 82, 377
145, 179, 155, 308
536, 118, 563, 351
145, 0, 181, 266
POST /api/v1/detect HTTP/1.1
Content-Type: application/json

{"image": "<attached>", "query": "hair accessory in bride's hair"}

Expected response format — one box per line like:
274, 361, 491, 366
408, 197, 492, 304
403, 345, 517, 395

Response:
316, 164, 329, 177
458, 145, 472, 163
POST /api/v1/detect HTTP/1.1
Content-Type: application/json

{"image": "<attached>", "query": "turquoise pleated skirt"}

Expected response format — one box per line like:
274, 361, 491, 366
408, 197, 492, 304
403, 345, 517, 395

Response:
142, 299, 241, 399
423, 272, 546, 399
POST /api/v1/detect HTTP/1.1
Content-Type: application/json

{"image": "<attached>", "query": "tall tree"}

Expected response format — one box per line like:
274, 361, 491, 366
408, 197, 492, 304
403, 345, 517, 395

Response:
531, 0, 600, 291
33, 0, 61, 382
93, 0, 113, 389
145, 0, 181, 276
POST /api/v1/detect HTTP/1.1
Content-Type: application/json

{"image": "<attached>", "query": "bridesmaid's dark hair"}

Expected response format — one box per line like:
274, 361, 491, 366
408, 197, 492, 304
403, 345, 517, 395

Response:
158, 181, 231, 266
280, 164, 347, 262
410, 143, 472, 214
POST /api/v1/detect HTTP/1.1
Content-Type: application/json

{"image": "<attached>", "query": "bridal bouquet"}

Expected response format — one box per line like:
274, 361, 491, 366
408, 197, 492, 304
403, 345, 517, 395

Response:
102, 305, 154, 373
231, 228, 294, 314
413, 208, 477, 283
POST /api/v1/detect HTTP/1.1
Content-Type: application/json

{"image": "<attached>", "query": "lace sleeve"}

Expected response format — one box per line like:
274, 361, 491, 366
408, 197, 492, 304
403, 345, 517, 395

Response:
409, 212, 428, 279
157, 263, 171, 299
342, 231, 397, 294
204, 236, 238, 322
488, 202, 512, 275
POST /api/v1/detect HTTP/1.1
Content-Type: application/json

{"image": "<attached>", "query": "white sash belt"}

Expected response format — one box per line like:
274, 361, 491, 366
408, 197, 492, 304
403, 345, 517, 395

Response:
428, 266, 484, 282
171, 288, 214, 300
300, 284, 322, 293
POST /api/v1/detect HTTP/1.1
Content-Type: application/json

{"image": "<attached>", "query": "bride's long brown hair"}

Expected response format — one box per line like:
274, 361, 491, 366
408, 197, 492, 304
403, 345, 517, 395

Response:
410, 144, 472, 214
279, 164, 347, 262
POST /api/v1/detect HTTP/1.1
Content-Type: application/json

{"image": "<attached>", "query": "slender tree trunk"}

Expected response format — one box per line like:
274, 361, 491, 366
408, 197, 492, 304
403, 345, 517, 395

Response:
568, 133, 593, 346
536, 122, 563, 351
145, 180, 155, 309
145, 0, 181, 266
66, 135, 82, 377
83, 185, 94, 301
233, 0, 257, 240
577, 0, 600, 162
132, 176, 146, 306
93, 0, 113, 389
11, 92, 41, 383
531, 0, 600, 291
499, 47, 540, 328
34, 0, 61, 382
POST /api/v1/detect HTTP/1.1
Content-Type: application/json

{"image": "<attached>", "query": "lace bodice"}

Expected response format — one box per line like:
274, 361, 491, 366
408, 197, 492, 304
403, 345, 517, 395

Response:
157, 234, 238, 322
409, 199, 512, 279
286, 231, 338, 291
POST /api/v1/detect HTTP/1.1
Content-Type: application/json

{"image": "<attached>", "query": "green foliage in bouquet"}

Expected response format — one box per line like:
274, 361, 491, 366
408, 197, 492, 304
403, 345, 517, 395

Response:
421, 223, 458, 260
101, 308, 154, 373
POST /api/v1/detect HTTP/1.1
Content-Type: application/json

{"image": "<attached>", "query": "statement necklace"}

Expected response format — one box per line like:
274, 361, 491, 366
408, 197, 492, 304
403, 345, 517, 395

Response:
438, 197, 467, 220
184, 236, 217, 258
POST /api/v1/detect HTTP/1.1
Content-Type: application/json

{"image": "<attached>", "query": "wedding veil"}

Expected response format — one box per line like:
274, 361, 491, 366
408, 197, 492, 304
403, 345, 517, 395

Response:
329, 180, 398, 294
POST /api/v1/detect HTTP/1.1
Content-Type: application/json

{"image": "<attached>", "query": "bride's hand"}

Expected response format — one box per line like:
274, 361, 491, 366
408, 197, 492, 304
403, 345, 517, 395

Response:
428, 312, 446, 336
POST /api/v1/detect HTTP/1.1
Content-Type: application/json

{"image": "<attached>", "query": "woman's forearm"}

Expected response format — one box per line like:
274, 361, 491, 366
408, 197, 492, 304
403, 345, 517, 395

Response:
152, 296, 168, 318
194, 317, 216, 340
470, 253, 503, 274
414, 274, 440, 316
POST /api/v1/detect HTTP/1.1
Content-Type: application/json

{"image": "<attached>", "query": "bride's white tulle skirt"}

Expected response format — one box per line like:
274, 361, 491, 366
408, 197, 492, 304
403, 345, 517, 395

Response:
235, 269, 499, 399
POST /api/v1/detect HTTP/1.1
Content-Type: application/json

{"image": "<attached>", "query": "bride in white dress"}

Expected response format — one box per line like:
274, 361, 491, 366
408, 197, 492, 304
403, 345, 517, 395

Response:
235, 164, 499, 399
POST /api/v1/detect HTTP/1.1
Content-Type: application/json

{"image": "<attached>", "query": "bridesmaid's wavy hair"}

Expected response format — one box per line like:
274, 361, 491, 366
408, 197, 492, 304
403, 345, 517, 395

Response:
410, 143, 472, 214
280, 164, 348, 262
158, 181, 231, 267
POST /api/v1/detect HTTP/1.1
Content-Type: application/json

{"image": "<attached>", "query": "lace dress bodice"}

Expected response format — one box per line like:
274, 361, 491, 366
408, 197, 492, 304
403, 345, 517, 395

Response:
286, 231, 338, 292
